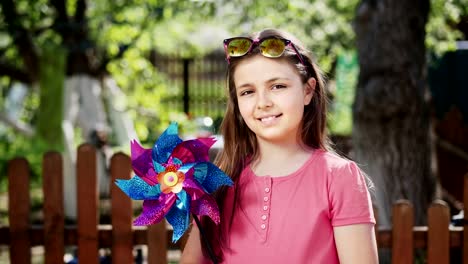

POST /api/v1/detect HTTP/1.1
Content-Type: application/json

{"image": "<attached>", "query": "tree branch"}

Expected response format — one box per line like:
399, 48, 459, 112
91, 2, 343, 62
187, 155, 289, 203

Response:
96, 44, 131, 75
0, 113, 35, 137
0, 61, 32, 84
75, 0, 87, 22
96, 12, 151, 75
0, 0, 39, 81
49, 0, 69, 39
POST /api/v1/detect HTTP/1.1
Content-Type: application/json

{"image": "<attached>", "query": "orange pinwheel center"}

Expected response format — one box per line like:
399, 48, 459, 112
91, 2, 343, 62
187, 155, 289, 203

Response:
158, 170, 185, 194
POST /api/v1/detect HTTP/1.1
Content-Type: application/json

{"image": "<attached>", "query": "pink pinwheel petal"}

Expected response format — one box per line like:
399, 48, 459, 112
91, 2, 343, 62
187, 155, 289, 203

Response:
142, 169, 158, 186
171, 138, 215, 163
196, 137, 216, 148
183, 177, 206, 201
131, 140, 152, 175
134, 193, 176, 225
191, 194, 220, 224
131, 140, 158, 185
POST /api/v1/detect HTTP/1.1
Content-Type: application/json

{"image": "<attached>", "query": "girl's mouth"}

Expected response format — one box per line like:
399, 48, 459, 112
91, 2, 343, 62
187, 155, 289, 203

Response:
258, 114, 282, 123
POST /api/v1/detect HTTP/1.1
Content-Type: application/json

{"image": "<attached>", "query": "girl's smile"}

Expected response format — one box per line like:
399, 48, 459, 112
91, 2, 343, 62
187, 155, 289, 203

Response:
258, 114, 282, 125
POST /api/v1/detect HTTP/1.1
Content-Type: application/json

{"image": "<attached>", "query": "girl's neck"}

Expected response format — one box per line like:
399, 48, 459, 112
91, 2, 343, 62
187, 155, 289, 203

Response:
251, 139, 314, 177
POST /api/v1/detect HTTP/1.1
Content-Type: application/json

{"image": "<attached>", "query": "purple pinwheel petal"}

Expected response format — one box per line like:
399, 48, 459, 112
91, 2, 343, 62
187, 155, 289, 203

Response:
171, 138, 215, 163
182, 177, 206, 201
134, 193, 176, 225
191, 194, 220, 224
131, 140, 158, 185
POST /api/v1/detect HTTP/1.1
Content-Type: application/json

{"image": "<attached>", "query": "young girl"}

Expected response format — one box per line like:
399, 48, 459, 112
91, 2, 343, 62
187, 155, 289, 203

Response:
181, 28, 378, 264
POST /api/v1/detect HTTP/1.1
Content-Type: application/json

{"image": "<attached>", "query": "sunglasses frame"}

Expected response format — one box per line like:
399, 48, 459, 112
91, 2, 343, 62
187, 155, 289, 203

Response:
223, 37, 306, 66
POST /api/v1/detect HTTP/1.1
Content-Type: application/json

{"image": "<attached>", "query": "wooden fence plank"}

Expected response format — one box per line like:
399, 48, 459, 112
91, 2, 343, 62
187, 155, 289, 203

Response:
427, 200, 449, 264
147, 221, 168, 264
8, 158, 31, 264
77, 144, 99, 263
43, 152, 65, 264
392, 200, 414, 264
110, 153, 134, 264
464, 173, 468, 264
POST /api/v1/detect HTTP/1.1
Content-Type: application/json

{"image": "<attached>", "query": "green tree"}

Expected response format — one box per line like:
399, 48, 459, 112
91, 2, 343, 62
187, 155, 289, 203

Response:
0, 0, 215, 192
353, 0, 467, 231
353, 0, 434, 228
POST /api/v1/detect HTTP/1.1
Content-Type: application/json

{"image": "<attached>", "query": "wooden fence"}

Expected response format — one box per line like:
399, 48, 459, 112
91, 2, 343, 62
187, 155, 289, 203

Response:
0, 144, 468, 263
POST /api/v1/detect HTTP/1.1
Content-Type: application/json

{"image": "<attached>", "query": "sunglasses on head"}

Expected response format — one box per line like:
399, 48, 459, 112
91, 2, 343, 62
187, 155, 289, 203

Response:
223, 37, 306, 65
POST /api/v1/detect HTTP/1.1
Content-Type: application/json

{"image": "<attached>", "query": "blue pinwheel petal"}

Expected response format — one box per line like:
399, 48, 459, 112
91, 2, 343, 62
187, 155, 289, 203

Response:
166, 190, 191, 242
153, 161, 166, 174
178, 163, 197, 174
115, 177, 161, 200
193, 162, 233, 193
152, 122, 183, 164
172, 157, 183, 165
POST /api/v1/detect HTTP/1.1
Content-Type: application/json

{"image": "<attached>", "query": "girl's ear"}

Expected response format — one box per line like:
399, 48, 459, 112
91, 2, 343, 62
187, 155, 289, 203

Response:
303, 77, 316, 106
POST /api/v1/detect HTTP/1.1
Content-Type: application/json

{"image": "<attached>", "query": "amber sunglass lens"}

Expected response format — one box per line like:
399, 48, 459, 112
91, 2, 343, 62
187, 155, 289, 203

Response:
228, 39, 252, 57
260, 38, 286, 58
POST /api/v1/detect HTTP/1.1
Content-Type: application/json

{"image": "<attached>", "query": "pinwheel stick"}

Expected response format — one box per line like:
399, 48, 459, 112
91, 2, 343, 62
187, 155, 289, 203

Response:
192, 214, 218, 264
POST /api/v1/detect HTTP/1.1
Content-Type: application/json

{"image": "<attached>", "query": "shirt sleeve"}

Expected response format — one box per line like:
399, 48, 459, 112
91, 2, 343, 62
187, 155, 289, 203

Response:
328, 160, 375, 226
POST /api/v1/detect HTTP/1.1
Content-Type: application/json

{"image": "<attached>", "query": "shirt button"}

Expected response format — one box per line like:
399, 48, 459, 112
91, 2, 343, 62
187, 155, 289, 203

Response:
261, 224, 266, 230
264, 187, 270, 193
263, 196, 269, 202
261, 215, 267, 220
263, 206, 268, 211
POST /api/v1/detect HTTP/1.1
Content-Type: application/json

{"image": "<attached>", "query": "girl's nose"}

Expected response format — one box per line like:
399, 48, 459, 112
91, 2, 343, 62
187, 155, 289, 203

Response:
256, 91, 273, 109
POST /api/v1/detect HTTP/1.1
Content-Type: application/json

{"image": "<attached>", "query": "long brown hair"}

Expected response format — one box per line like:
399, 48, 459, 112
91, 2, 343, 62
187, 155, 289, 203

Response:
200, 28, 330, 261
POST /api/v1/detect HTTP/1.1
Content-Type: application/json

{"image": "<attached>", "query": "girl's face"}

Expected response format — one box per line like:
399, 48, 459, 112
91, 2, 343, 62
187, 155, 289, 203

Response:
233, 55, 315, 146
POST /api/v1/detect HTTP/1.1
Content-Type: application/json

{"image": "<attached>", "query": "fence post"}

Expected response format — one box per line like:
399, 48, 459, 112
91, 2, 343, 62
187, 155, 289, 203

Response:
77, 144, 99, 263
110, 153, 134, 264
392, 200, 413, 264
147, 221, 168, 264
43, 152, 65, 264
427, 200, 450, 264
183, 58, 191, 115
8, 158, 31, 264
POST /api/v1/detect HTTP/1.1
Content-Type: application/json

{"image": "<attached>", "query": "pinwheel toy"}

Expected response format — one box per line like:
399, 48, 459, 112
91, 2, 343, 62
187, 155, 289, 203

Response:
116, 122, 232, 263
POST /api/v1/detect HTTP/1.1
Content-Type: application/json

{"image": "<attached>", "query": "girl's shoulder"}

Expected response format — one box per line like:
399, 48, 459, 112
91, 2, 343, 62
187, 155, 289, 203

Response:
313, 149, 356, 170
311, 150, 366, 182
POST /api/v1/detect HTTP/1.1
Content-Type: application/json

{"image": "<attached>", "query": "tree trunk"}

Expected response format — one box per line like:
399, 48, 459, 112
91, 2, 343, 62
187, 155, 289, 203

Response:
36, 44, 67, 152
353, 0, 436, 227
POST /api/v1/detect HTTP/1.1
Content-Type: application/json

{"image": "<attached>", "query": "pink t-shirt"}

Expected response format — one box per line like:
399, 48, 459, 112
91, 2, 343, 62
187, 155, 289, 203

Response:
211, 150, 375, 263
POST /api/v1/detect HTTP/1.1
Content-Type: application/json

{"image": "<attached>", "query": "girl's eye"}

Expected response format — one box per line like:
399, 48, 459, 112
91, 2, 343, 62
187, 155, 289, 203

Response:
272, 84, 286, 90
239, 90, 254, 96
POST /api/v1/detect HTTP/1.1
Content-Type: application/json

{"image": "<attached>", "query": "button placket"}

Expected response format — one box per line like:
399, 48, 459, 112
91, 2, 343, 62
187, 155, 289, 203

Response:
259, 177, 272, 242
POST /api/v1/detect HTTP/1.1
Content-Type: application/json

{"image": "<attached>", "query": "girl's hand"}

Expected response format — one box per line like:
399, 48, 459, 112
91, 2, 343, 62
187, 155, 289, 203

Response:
180, 224, 203, 264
